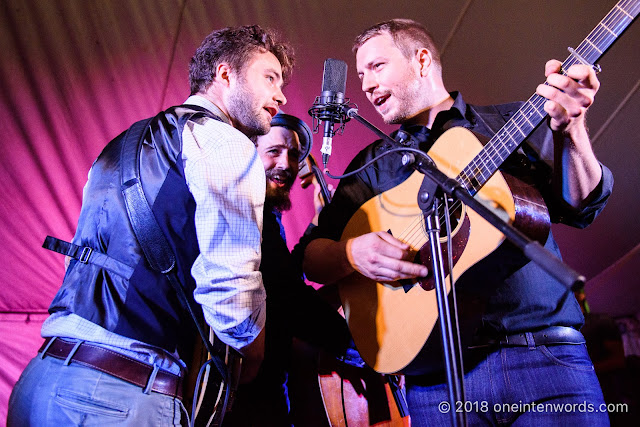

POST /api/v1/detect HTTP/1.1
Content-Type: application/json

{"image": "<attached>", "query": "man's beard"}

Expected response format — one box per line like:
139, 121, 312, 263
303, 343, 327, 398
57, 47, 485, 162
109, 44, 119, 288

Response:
380, 74, 423, 125
265, 169, 294, 211
266, 186, 292, 211
227, 76, 270, 138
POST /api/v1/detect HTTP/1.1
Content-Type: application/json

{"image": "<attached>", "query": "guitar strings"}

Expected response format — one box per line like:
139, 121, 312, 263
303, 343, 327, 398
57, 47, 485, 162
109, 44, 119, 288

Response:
394, 200, 464, 255
455, 0, 637, 197
380, 0, 639, 252
460, 0, 637, 194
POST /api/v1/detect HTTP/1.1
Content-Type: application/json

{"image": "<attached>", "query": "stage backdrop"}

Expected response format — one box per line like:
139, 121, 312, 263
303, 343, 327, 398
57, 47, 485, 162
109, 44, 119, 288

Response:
1, 0, 639, 421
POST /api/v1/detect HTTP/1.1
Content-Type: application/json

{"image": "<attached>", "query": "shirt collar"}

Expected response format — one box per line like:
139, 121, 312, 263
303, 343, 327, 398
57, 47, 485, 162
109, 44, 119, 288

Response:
398, 91, 468, 135
448, 91, 467, 118
184, 95, 231, 126
393, 92, 469, 151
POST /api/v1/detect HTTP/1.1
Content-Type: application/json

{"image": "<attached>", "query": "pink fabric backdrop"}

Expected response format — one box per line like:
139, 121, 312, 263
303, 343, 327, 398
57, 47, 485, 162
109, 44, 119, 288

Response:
0, 1, 375, 420
2, 0, 638, 422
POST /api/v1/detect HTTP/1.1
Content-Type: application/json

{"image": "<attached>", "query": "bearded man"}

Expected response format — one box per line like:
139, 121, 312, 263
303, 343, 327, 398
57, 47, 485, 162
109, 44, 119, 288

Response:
219, 112, 353, 426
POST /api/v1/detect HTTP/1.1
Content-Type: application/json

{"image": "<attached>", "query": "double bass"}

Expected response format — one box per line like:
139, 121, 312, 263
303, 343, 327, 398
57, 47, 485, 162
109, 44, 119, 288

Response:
291, 155, 410, 426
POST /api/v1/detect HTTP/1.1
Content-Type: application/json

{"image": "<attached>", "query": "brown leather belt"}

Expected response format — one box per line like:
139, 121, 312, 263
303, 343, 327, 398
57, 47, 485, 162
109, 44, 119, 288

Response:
39, 337, 183, 400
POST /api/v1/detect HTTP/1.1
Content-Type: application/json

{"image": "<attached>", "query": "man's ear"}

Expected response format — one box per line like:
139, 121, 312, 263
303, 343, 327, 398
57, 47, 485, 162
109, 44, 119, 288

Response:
416, 48, 433, 77
214, 63, 233, 87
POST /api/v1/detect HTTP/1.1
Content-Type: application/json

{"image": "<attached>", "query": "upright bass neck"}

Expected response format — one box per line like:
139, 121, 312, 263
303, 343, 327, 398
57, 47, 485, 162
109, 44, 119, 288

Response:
301, 154, 333, 205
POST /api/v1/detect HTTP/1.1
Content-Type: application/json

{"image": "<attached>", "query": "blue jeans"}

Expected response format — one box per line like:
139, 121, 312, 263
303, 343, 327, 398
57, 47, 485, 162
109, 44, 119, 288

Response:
8, 354, 183, 426
406, 343, 609, 426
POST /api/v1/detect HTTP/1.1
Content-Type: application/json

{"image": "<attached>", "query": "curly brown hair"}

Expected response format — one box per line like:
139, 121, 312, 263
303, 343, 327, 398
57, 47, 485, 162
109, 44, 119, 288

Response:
189, 25, 295, 95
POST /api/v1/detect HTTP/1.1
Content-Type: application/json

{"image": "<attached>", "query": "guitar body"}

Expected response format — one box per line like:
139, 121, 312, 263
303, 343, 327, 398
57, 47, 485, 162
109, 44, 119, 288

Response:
338, 127, 549, 374
318, 360, 410, 427
288, 332, 410, 426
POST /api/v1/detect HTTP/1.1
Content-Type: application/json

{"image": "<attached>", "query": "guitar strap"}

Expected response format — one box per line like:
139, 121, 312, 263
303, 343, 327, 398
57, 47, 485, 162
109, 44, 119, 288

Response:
469, 103, 539, 167
468, 104, 508, 137
119, 112, 229, 382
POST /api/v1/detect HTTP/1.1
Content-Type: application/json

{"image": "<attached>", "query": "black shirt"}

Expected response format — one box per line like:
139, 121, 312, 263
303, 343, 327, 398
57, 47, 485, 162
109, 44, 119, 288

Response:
227, 205, 352, 426
297, 92, 613, 335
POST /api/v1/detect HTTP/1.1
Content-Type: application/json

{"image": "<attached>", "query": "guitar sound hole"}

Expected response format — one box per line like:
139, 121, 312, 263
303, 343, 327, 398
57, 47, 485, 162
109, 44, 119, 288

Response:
436, 198, 463, 238
397, 201, 464, 293
418, 204, 471, 292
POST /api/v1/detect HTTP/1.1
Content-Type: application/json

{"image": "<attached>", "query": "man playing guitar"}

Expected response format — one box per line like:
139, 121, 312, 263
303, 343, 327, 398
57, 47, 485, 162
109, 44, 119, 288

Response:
299, 17, 615, 425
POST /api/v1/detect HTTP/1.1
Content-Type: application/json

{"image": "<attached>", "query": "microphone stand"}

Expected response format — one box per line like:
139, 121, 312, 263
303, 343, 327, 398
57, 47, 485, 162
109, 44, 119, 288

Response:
345, 108, 585, 427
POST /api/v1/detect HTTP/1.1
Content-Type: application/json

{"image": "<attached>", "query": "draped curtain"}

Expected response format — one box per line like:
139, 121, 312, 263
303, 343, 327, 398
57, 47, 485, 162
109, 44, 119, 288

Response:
2, 0, 638, 422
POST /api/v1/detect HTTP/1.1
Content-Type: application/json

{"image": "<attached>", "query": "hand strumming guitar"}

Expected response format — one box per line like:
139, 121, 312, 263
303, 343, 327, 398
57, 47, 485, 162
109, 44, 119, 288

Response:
346, 232, 429, 282
303, 232, 428, 285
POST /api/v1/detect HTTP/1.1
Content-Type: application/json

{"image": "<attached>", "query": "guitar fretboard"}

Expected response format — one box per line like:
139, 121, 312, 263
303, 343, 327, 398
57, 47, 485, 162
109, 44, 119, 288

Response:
457, 0, 640, 196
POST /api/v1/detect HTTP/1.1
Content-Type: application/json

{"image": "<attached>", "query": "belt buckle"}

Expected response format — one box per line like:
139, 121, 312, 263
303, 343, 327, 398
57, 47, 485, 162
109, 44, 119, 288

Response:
79, 247, 93, 263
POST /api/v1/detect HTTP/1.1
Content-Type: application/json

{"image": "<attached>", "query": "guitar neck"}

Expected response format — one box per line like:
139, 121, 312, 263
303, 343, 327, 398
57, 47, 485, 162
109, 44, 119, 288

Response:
458, 0, 640, 196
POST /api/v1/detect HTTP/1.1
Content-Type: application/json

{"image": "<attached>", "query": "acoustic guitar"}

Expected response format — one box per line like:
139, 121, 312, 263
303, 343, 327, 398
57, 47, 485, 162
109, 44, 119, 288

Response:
337, 0, 640, 375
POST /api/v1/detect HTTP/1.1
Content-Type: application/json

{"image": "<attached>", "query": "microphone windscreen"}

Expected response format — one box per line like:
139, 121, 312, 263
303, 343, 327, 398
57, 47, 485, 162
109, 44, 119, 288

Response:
321, 58, 347, 94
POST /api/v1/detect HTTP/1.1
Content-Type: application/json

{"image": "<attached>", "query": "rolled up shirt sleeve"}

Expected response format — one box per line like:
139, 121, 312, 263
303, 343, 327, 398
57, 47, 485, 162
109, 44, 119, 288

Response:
182, 116, 266, 350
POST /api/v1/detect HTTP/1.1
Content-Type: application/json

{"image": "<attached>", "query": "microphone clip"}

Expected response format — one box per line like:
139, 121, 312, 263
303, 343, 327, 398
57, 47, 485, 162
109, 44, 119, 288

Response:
307, 96, 353, 137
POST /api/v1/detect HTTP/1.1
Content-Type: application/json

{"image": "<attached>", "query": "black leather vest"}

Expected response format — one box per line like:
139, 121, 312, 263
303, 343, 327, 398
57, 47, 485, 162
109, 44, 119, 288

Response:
49, 105, 221, 355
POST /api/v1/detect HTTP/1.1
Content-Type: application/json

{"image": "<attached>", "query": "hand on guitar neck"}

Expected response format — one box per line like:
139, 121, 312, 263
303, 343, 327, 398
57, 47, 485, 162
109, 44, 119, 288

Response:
537, 59, 603, 209
538, 60, 599, 134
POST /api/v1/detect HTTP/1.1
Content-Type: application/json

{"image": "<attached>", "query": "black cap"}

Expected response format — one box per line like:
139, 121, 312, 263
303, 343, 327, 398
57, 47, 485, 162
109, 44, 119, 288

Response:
270, 112, 313, 164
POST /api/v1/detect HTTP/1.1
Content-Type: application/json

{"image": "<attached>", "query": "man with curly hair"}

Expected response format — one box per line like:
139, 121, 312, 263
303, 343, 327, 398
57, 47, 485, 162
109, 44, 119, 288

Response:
8, 25, 294, 426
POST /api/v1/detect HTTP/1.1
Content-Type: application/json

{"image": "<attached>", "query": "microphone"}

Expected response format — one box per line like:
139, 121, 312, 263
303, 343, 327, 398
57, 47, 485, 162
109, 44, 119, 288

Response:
308, 58, 351, 170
